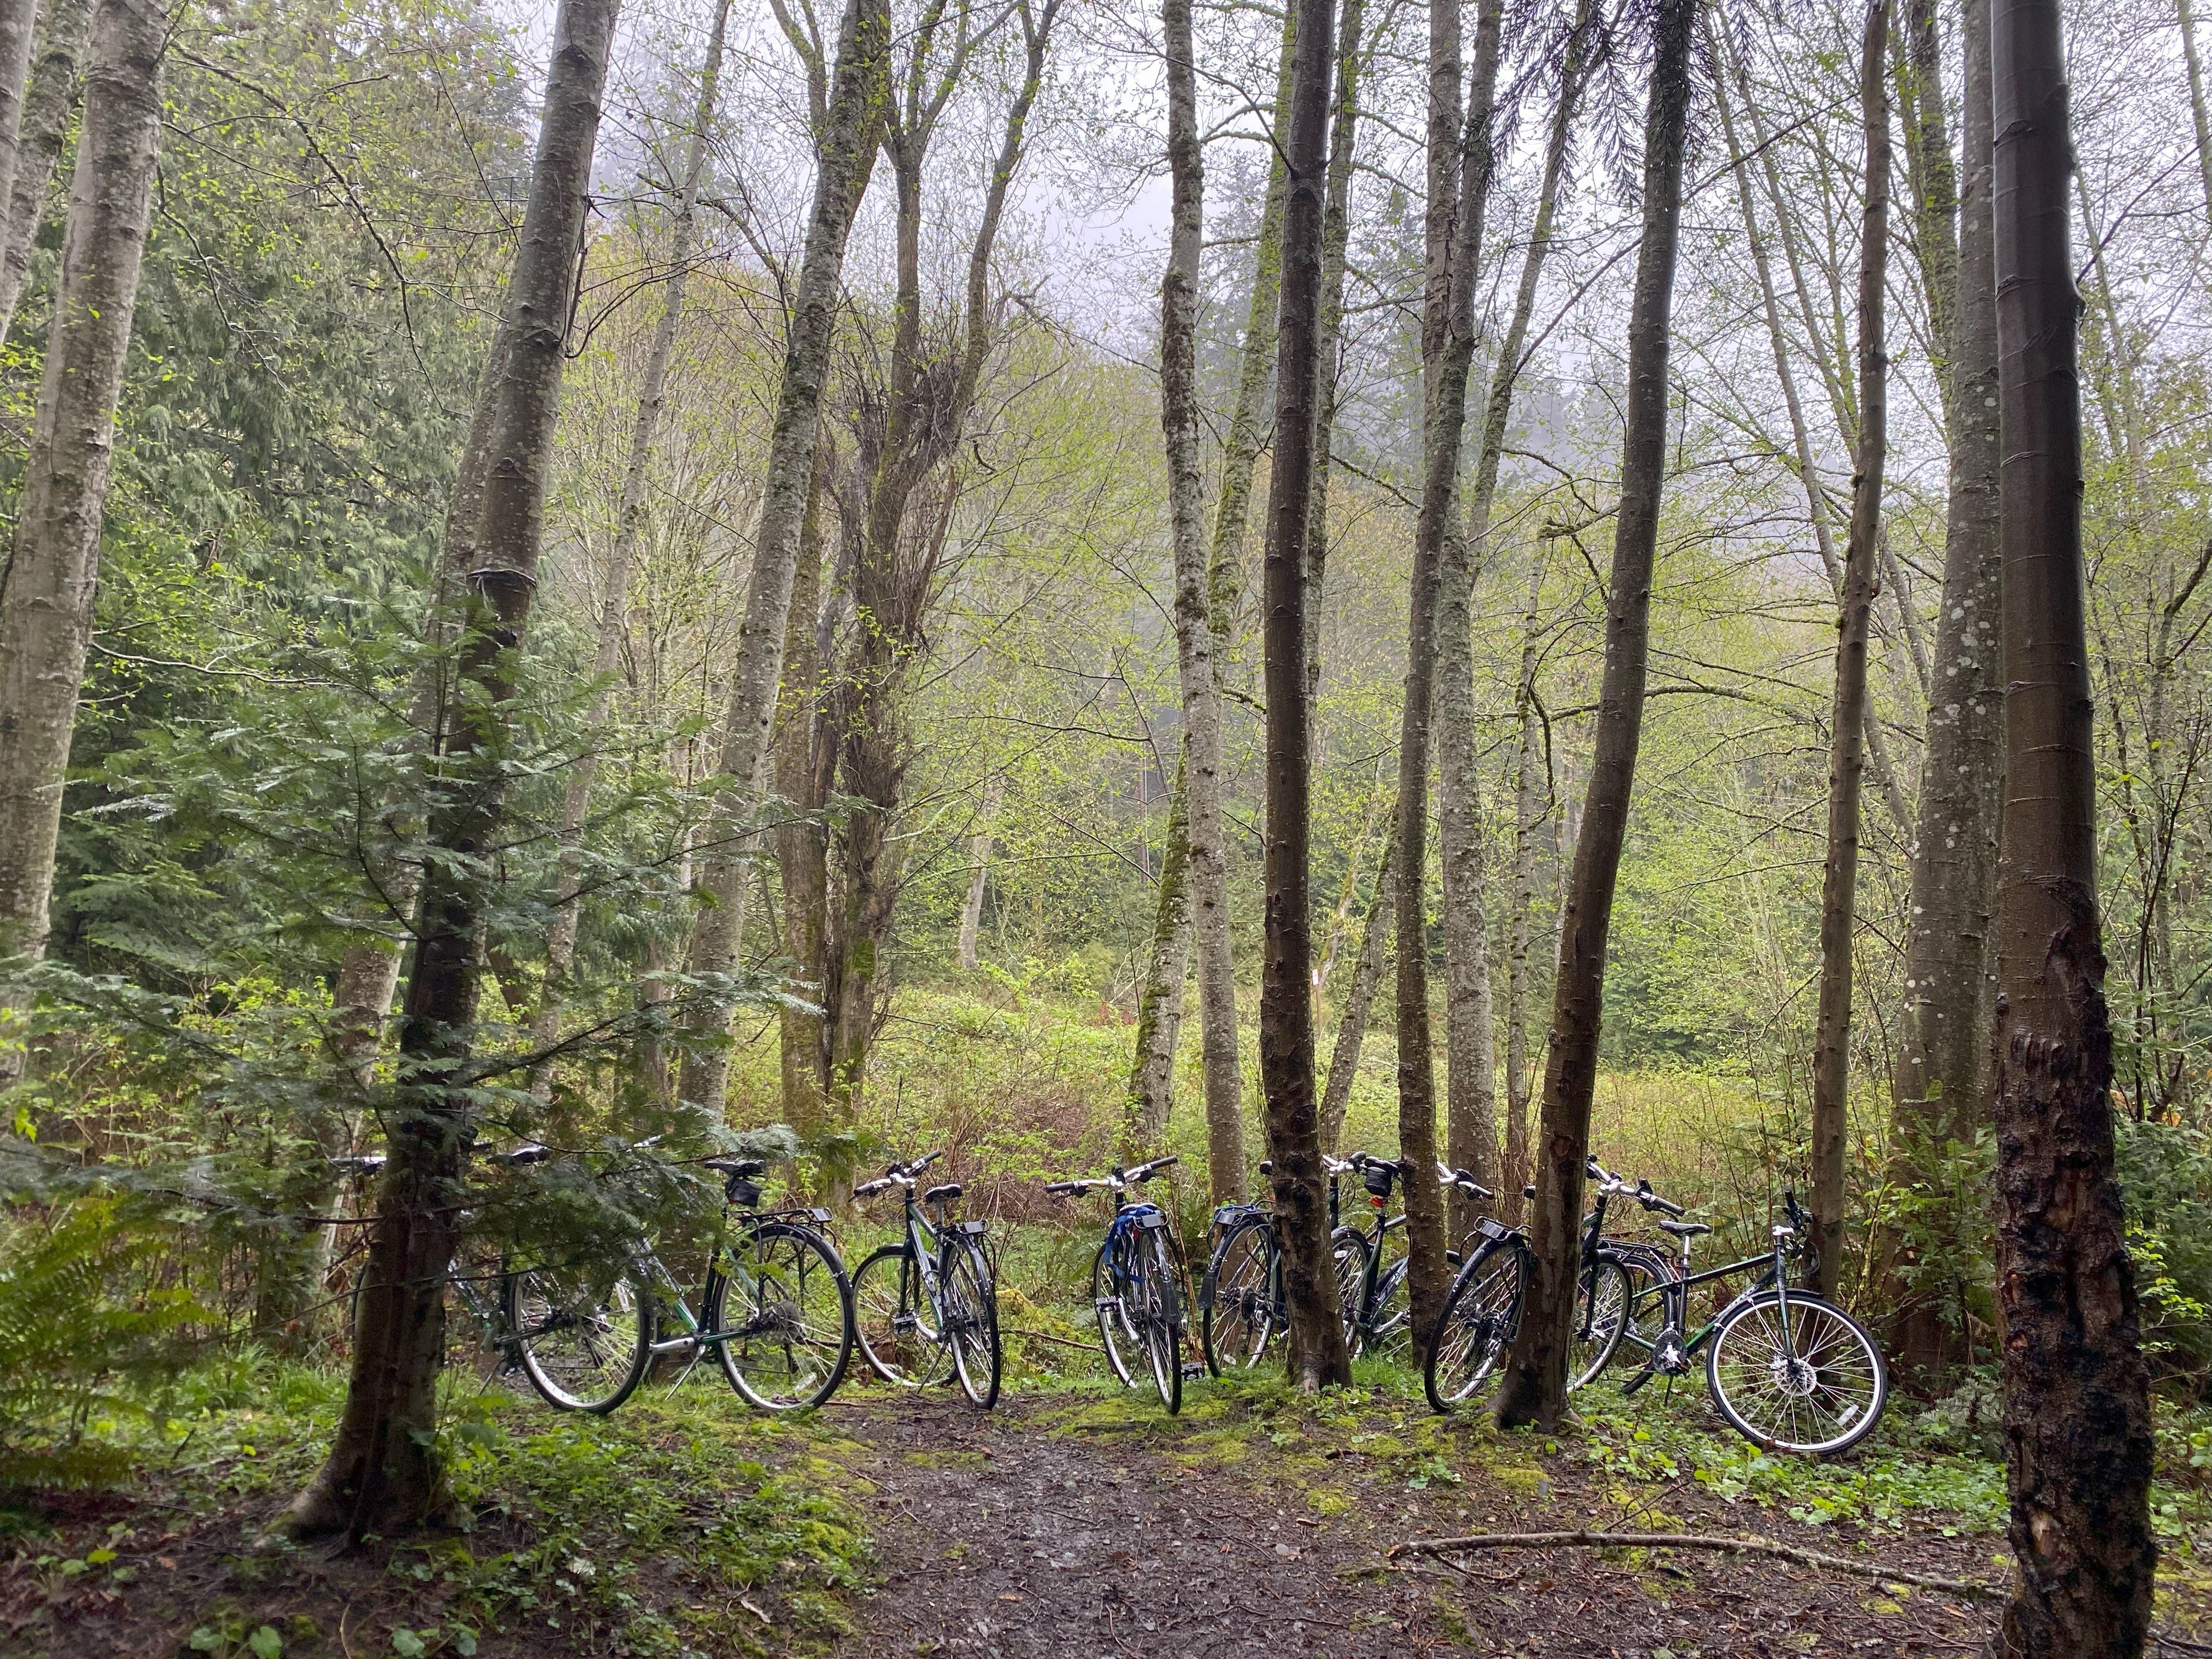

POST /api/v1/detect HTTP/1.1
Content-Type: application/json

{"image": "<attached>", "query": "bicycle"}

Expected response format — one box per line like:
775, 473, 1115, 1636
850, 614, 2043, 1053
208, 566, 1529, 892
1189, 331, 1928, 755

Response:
1329, 1152, 1413, 1356
849, 1150, 1002, 1408
1044, 1153, 1188, 1413
1595, 1184, 1889, 1455
1199, 1158, 1280, 1374
1421, 1156, 1663, 1413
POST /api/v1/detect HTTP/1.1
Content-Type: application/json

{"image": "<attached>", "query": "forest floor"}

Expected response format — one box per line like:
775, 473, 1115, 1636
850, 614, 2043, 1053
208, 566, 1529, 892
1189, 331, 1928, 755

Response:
7, 1355, 2212, 1658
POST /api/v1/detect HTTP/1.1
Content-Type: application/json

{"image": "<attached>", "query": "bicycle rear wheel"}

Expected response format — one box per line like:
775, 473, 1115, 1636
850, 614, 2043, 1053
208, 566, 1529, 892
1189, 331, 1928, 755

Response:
1201, 1217, 1277, 1374
506, 1262, 652, 1414
1137, 1228, 1183, 1415
1568, 1253, 1633, 1391
709, 1222, 854, 1411
1093, 1238, 1139, 1386
852, 1244, 950, 1388
944, 1238, 1002, 1409
1706, 1292, 1887, 1456
1424, 1236, 1526, 1413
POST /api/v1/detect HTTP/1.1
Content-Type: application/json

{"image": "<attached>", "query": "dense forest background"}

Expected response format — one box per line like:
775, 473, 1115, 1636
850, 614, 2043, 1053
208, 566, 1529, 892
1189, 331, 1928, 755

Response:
1, 0, 2208, 1437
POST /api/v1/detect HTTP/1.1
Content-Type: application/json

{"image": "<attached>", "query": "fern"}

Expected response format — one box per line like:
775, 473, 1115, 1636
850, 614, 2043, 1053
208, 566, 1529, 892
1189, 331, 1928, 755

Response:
0, 1197, 204, 1488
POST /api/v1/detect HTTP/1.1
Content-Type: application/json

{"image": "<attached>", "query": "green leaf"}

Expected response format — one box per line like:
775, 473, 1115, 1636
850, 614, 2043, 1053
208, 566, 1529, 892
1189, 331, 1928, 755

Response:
249, 1626, 284, 1659
390, 1630, 427, 1659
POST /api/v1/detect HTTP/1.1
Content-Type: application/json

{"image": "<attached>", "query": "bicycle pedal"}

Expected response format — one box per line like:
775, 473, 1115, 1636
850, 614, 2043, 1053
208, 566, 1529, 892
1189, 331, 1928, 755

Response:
1180, 1361, 1206, 1380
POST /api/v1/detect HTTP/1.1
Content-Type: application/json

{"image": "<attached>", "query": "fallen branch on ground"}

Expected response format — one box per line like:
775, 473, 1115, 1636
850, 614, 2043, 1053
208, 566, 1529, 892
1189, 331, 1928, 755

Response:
1389, 1530, 2000, 1599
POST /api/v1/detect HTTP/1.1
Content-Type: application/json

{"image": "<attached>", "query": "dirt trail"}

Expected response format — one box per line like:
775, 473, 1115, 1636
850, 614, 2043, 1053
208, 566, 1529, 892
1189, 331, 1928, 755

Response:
828, 1386, 2008, 1658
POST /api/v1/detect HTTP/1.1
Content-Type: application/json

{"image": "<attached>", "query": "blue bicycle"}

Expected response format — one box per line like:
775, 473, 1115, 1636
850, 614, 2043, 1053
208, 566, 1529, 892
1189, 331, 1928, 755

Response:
1044, 1154, 1188, 1414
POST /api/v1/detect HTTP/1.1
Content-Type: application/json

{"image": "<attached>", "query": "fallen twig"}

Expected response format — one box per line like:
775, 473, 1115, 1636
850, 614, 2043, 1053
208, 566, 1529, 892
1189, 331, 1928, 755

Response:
1007, 1326, 1108, 1356
1388, 1530, 2000, 1599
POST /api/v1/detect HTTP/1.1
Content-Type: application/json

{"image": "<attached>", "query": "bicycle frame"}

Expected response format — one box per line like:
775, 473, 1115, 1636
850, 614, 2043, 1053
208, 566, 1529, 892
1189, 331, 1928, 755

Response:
635, 1195, 840, 1363
1623, 1227, 1797, 1384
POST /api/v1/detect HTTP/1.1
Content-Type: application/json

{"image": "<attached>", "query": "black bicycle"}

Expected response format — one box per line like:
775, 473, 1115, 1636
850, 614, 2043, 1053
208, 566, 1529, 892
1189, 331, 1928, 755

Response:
850, 1151, 1002, 1408
1045, 1154, 1188, 1413
1329, 1152, 1412, 1356
1591, 1185, 1888, 1455
1199, 1161, 1279, 1374
1422, 1156, 1660, 1413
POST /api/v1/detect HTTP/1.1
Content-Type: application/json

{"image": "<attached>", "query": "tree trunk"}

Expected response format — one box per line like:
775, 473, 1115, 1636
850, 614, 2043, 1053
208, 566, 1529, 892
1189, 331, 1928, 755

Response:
0, 0, 43, 307
1494, 0, 1696, 1434
1301, 0, 1365, 713
676, 0, 887, 1117
1396, 0, 1505, 1357
0, 0, 163, 1090
1320, 811, 1394, 1155
775, 452, 834, 1145
286, 0, 617, 1538
1126, 748, 1192, 1158
1987, 0, 2156, 1646
1160, 0, 1244, 1203
1502, 541, 1549, 1226
1806, 0, 1890, 1305
1257, 0, 1348, 1393
1884, 0, 2002, 1382
2181, 0, 2212, 231
956, 773, 1003, 971
534, 0, 731, 1094
0, 0, 89, 347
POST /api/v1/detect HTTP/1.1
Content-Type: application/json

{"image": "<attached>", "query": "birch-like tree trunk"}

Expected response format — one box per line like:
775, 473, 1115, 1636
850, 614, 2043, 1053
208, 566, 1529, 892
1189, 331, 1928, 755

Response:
289, 0, 617, 1537
775, 452, 834, 1141
2181, 0, 2212, 229
1883, 0, 2002, 1379
1494, 0, 1696, 1433
0, 0, 89, 347
0, 0, 164, 1089
676, 0, 888, 1116
1395, 0, 1504, 1356
1319, 811, 1393, 1155
533, 0, 731, 1093
956, 772, 1003, 971
1986, 1, 2155, 1645
1805, 0, 1890, 1305
1501, 540, 1548, 1223
1257, 0, 1349, 1391
1126, 749, 1192, 1155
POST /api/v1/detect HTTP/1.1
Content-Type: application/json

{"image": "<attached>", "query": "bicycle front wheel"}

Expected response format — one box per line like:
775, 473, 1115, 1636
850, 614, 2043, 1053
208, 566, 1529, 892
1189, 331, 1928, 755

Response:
1093, 1238, 1139, 1386
944, 1238, 1002, 1410
1706, 1292, 1888, 1456
709, 1223, 854, 1411
505, 1262, 652, 1414
1424, 1237, 1526, 1413
1331, 1227, 1372, 1354
1568, 1253, 1633, 1391
1137, 1228, 1183, 1414
853, 1244, 949, 1388
1202, 1217, 1278, 1375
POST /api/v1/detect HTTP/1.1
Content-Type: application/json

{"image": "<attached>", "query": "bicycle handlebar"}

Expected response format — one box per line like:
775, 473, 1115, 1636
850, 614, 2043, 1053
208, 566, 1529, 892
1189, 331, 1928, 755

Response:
1124, 1154, 1176, 1183
1636, 1178, 1685, 1217
1436, 1162, 1494, 1201
1043, 1178, 1093, 1196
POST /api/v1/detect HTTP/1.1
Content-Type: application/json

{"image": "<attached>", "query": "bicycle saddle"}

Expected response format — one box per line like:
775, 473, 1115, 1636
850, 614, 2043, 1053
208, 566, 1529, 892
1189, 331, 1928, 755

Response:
703, 1157, 765, 1177
1658, 1218, 1711, 1239
924, 1182, 963, 1205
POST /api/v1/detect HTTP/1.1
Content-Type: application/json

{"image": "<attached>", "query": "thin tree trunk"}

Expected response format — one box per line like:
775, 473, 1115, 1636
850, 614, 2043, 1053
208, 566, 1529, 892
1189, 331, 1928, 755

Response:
0, 0, 43, 304
1126, 748, 1192, 1157
1257, 0, 1348, 1392
775, 452, 833, 1143
1806, 0, 1890, 1305
1502, 541, 1547, 1226
676, 0, 887, 1116
2180, 0, 2212, 231
289, 0, 617, 1538
1161, 0, 1244, 1202
1986, 0, 2156, 1646
1982, 3, 2150, 1654
1302, 0, 1365, 712
534, 0, 731, 1094
1494, 0, 1696, 1433
0, 0, 163, 1090
956, 772, 1003, 971
1884, 0, 2002, 1382
0, 0, 89, 347
1320, 811, 1394, 1155
1396, 0, 1505, 1358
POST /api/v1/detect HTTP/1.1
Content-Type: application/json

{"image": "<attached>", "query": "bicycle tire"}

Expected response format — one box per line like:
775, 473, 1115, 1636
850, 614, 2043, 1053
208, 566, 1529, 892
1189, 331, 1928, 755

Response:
1367, 1259, 1410, 1352
505, 1262, 652, 1414
1092, 1237, 1139, 1387
944, 1237, 1002, 1409
1568, 1253, 1634, 1391
1424, 1235, 1527, 1413
1706, 1291, 1887, 1456
708, 1222, 855, 1411
1330, 1226, 1373, 1354
1139, 1227, 1183, 1414
852, 1244, 950, 1388
1201, 1216, 1278, 1375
